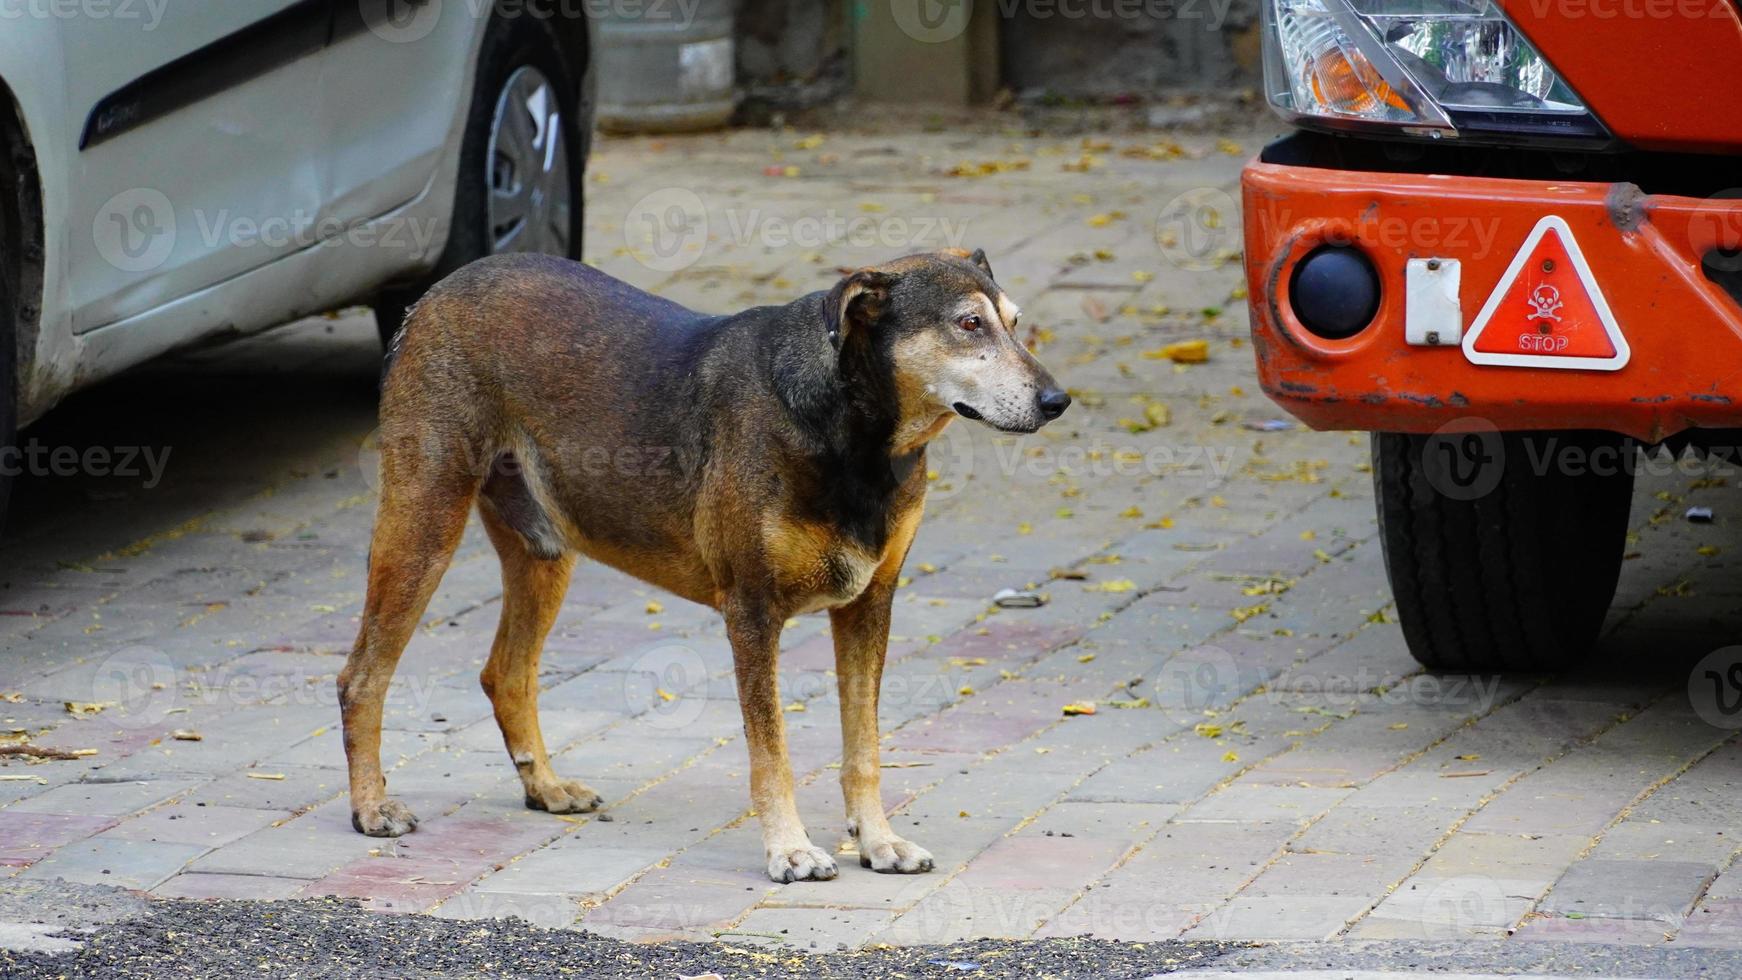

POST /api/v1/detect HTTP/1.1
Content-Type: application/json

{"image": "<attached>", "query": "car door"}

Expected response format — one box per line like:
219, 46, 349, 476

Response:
62, 1, 329, 334
316, 0, 481, 245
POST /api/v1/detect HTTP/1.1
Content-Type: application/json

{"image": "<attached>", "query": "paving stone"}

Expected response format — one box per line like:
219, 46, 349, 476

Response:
952, 834, 1133, 892
727, 907, 898, 950
1512, 913, 1675, 945
0, 811, 117, 867
21, 837, 207, 890
181, 764, 342, 810
579, 865, 774, 933
1678, 898, 1742, 948
1541, 858, 1718, 922
6, 777, 199, 817
151, 872, 309, 901
875, 884, 1083, 943
467, 845, 669, 898
188, 802, 381, 879
1363, 868, 1562, 937
1184, 894, 1373, 941
98, 803, 288, 848
432, 890, 583, 930
1178, 783, 1352, 824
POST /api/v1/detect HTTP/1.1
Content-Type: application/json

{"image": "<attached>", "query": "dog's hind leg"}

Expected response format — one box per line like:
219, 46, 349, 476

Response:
477, 505, 601, 814
339, 462, 474, 837
726, 600, 837, 883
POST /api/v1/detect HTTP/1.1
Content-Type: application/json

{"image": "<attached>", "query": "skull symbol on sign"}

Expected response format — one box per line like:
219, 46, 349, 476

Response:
1526, 284, 1563, 322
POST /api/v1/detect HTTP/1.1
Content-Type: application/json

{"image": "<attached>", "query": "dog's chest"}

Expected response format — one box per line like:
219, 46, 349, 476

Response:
763, 518, 883, 612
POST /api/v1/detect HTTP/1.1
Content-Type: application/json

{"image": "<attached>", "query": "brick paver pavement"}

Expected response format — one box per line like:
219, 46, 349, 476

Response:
3, 119, 1741, 952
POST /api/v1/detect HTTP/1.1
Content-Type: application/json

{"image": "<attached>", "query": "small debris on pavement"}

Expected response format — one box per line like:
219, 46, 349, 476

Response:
992, 588, 1046, 608
1687, 506, 1715, 523
170, 729, 203, 741
1062, 702, 1097, 716
1241, 418, 1295, 431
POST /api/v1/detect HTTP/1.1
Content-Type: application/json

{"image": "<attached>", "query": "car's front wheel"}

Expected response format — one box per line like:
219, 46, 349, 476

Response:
1373, 429, 1635, 671
375, 13, 586, 349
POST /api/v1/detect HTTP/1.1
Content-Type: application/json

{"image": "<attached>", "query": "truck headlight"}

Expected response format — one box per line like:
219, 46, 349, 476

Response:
1262, 0, 1609, 145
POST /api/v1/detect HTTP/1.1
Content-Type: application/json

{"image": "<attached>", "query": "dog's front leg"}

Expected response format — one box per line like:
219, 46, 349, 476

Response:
831, 586, 935, 874
725, 598, 838, 883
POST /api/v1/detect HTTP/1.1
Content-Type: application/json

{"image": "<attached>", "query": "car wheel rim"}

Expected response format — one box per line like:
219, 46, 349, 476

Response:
486, 65, 571, 256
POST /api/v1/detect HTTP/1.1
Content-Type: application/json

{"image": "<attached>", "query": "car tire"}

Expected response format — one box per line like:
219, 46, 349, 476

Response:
0, 164, 17, 539
374, 12, 587, 349
1372, 429, 1635, 671
0, 261, 13, 540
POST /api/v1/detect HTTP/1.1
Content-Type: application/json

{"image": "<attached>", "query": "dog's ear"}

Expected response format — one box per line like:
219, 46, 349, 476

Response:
824, 269, 897, 346
940, 247, 995, 280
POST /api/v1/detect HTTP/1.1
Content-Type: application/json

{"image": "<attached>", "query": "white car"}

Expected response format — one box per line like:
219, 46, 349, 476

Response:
0, 1, 594, 524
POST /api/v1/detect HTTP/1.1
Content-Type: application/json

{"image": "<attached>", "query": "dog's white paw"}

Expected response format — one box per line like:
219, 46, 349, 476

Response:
767, 844, 838, 883
524, 777, 602, 815
860, 837, 935, 874
352, 798, 419, 837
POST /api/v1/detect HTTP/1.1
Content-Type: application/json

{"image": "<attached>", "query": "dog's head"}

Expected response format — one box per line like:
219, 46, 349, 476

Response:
825, 249, 1069, 435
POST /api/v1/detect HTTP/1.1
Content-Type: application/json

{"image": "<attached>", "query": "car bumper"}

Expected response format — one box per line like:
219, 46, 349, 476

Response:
1241, 159, 1742, 443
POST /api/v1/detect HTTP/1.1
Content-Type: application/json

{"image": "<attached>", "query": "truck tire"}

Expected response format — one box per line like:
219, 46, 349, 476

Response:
1372, 429, 1635, 671
375, 12, 587, 349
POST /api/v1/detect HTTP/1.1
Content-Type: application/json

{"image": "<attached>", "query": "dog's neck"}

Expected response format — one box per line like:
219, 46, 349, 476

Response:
892, 411, 954, 457
772, 295, 946, 464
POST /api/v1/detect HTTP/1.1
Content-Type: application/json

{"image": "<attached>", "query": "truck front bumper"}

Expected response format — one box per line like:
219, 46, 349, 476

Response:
1242, 158, 1742, 443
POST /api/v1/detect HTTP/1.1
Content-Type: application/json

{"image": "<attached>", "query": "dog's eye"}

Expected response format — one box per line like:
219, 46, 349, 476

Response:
957, 314, 981, 332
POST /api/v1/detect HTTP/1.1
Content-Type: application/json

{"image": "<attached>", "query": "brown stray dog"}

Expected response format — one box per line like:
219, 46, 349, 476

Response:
338, 248, 1069, 882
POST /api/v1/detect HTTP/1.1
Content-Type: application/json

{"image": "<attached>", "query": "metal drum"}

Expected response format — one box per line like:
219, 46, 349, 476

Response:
595, 0, 738, 133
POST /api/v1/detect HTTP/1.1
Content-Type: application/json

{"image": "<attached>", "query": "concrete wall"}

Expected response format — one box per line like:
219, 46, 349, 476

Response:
999, 0, 1264, 96
731, 0, 1263, 103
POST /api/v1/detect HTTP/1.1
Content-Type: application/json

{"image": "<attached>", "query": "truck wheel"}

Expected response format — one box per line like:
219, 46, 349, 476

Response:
375, 12, 586, 349
1372, 429, 1634, 671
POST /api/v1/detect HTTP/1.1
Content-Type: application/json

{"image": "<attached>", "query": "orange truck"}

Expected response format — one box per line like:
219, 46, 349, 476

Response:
1243, 4, 1742, 670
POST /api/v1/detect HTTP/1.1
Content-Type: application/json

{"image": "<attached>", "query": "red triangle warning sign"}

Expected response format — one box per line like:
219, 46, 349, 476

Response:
1463, 215, 1630, 371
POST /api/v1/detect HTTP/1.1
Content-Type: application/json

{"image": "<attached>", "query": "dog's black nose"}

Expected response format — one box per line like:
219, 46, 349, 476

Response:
1037, 389, 1072, 420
